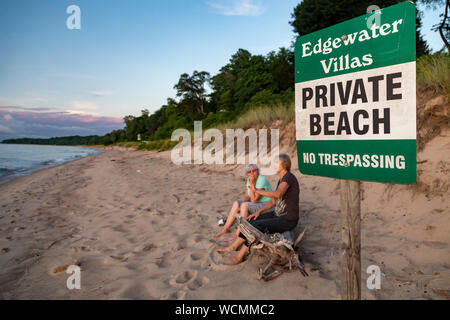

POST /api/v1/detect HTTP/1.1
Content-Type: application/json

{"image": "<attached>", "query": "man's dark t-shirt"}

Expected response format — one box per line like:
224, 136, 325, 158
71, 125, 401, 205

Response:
275, 171, 300, 221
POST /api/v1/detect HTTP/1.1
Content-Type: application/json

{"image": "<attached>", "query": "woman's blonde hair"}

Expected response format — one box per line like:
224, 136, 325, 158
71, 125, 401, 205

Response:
277, 154, 291, 171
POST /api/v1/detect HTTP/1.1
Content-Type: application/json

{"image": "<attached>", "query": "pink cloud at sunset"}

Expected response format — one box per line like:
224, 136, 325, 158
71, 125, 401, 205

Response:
0, 106, 124, 141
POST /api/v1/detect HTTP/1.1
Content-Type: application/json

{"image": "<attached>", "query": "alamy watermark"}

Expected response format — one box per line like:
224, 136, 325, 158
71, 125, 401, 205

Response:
66, 5, 81, 30
366, 265, 381, 290
66, 265, 81, 290
171, 121, 279, 175
366, 5, 381, 29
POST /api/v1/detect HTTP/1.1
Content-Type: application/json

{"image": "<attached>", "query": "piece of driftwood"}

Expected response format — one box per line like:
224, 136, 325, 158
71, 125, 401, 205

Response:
234, 213, 308, 281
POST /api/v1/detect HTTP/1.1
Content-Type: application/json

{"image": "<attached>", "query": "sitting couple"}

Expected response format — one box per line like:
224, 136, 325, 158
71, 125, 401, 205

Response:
215, 154, 300, 265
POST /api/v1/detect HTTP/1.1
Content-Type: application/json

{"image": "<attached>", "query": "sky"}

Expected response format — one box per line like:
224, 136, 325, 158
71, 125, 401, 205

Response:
0, 0, 447, 141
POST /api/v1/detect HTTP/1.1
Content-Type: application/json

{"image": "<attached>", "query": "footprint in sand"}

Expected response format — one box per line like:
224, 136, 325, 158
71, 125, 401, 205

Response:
177, 240, 188, 250
195, 234, 215, 246
132, 243, 156, 254
207, 246, 246, 271
104, 255, 128, 265
190, 251, 206, 262
169, 270, 198, 288
112, 225, 127, 233
72, 246, 91, 253
155, 210, 165, 217
197, 214, 209, 221
187, 276, 210, 291
195, 235, 207, 243
155, 257, 171, 268
141, 244, 156, 252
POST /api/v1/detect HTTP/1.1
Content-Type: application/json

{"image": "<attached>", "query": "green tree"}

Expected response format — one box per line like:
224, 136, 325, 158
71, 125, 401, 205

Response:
123, 115, 137, 141
266, 47, 295, 93
174, 70, 210, 115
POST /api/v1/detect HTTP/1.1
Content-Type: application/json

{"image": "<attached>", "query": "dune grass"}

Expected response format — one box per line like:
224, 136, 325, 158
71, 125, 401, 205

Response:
216, 102, 295, 130
116, 139, 177, 151
137, 139, 177, 151
416, 53, 450, 95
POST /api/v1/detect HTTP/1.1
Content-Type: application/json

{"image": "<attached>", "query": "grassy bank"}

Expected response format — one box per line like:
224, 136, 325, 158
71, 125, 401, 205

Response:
116, 139, 177, 151
416, 53, 450, 95
216, 102, 294, 130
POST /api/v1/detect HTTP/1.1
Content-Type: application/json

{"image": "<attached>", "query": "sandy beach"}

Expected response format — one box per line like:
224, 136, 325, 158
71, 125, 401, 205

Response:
0, 136, 449, 299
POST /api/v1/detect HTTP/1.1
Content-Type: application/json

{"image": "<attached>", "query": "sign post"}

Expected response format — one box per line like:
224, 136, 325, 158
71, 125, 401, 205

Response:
294, 2, 417, 299
340, 179, 361, 299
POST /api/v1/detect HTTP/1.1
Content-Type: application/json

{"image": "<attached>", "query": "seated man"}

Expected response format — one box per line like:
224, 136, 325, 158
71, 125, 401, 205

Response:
217, 154, 299, 265
214, 163, 274, 238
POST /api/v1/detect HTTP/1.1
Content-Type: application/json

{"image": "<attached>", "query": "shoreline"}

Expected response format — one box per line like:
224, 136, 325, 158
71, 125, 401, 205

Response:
0, 144, 104, 186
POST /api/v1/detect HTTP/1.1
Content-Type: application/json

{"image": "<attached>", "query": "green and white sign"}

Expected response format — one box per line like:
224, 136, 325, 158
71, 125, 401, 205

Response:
295, 1, 416, 184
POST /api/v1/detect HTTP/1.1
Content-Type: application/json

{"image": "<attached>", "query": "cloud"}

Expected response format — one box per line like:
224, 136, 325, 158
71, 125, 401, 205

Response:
66, 110, 100, 117
70, 101, 99, 111
207, 0, 264, 16
0, 105, 54, 112
0, 124, 13, 134
0, 109, 123, 141
88, 90, 113, 97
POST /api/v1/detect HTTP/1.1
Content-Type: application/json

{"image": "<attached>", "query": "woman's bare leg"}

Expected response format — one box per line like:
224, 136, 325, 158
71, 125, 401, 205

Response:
225, 245, 248, 265
214, 201, 241, 238
239, 202, 249, 219
225, 202, 250, 241
216, 237, 245, 253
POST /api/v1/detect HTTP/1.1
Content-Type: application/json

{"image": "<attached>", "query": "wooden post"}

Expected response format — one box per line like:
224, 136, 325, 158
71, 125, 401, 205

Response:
340, 179, 361, 300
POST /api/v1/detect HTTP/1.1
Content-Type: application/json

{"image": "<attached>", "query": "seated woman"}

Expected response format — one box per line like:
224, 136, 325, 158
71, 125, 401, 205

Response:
216, 154, 300, 265
214, 163, 273, 238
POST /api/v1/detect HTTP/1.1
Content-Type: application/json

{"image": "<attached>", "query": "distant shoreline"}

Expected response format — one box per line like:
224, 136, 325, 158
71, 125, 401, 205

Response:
1, 142, 106, 149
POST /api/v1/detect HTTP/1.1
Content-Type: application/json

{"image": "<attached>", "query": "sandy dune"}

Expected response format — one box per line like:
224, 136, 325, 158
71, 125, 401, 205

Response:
0, 136, 448, 299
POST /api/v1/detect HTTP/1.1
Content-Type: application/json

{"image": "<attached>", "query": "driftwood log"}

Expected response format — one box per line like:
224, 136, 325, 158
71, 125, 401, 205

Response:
234, 213, 308, 281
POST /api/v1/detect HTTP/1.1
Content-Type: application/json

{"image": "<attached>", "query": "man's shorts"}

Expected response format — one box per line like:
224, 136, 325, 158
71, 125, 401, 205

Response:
236, 200, 274, 214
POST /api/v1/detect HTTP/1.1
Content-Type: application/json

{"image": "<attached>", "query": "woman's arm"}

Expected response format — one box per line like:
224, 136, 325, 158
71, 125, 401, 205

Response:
249, 187, 263, 203
247, 176, 262, 203
243, 189, 250, 202
250, 182, 289, 199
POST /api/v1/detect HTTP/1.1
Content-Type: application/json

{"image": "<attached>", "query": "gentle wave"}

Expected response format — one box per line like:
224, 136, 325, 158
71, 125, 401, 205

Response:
0, 144, 103, 184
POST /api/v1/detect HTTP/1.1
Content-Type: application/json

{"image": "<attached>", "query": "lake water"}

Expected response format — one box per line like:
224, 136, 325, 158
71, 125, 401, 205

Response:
0, 144, 102, 184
